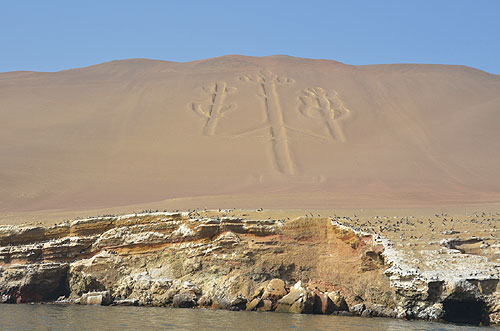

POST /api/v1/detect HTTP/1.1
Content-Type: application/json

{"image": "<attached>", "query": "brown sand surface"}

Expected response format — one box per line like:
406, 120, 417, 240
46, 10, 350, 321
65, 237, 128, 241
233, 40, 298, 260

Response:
1, 55, 500, 224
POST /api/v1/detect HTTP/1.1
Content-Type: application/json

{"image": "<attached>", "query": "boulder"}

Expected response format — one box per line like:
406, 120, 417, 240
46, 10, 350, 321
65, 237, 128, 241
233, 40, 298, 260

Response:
257, 299, 273, 311
246, 297, 261, 311
262, 279, 287, 299
350, 303, 366, 315
228, 296, 247, 311
366, 304, 396, 318
275, 281, 314, 314
415, 303, 443, 321
172, 290, 197, 308
80, 291, 112, 306
326, 291, 349, 312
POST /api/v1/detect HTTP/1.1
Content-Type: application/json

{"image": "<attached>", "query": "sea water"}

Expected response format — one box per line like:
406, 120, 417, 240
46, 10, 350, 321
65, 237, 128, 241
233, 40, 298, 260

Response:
0, 305, 495, 331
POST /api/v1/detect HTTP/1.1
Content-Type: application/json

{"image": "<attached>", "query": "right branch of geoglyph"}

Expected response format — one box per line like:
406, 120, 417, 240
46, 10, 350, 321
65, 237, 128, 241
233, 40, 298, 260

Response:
191, 82, 237, 136
299, 87, 350, 142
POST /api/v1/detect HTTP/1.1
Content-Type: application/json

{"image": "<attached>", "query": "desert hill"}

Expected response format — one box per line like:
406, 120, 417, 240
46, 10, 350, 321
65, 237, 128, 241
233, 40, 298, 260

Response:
1, 55, 500, 221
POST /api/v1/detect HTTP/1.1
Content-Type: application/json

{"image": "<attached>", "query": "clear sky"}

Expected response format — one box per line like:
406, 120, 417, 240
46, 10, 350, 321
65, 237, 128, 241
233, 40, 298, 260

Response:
1, 0, 499, 73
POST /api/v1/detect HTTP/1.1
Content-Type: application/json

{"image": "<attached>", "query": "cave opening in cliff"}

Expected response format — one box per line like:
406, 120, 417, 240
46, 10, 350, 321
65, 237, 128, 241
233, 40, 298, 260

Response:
442, 298, 489, 325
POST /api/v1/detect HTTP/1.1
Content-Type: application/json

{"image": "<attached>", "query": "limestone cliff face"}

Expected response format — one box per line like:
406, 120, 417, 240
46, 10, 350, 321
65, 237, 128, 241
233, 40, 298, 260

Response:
0, 213, 389, 308
0, 212, 499, 325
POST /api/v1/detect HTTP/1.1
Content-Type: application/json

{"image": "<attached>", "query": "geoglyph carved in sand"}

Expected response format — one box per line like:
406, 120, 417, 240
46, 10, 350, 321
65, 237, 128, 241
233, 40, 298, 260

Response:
240, 70, 296, 175
191, 72, 352, 175
299, 87, 351, 142
191, 82, 237, 136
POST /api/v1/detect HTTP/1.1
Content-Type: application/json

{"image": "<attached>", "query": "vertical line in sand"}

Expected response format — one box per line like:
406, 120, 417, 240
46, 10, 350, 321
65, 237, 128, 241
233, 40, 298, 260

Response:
262, 80, 295, 175
204, 82, 227, 136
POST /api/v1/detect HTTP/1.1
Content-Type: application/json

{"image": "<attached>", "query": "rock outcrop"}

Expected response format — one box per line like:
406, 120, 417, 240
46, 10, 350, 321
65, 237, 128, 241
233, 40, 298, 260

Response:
1, 211, 499, 325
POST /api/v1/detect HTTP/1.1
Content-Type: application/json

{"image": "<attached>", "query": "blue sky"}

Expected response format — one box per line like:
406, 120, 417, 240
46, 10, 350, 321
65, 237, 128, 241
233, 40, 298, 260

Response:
1, 0, 499, 73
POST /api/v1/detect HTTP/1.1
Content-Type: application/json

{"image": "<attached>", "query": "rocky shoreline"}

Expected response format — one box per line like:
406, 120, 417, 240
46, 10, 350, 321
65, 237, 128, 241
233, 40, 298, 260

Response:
1, 211, 499, 325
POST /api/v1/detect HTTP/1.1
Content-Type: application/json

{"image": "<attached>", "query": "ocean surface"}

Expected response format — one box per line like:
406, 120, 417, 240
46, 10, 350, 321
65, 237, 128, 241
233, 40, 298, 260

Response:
0, 305, 496, 331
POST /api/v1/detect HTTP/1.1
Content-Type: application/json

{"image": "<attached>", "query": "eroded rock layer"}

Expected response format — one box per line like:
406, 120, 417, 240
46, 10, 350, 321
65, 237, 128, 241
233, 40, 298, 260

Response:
1, 211, 499, 325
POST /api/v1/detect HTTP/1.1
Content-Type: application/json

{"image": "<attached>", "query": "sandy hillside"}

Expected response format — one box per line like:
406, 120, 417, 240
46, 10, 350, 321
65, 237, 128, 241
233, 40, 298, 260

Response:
1, 55, 500, 222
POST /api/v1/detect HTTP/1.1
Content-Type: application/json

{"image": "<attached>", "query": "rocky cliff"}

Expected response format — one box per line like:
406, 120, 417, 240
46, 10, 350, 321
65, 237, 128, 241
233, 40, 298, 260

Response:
1, 211, 499, 325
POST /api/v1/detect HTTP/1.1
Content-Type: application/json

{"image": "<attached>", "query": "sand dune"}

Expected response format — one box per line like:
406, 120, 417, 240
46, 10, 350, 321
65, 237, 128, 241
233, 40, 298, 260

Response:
1, 55, 500, 221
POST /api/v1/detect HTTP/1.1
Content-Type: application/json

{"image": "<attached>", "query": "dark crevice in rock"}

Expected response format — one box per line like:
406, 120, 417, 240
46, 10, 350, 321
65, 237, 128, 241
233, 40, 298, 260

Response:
427, 281, 444, 301
442, 298, 489, 326
21, 266, 70, 303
